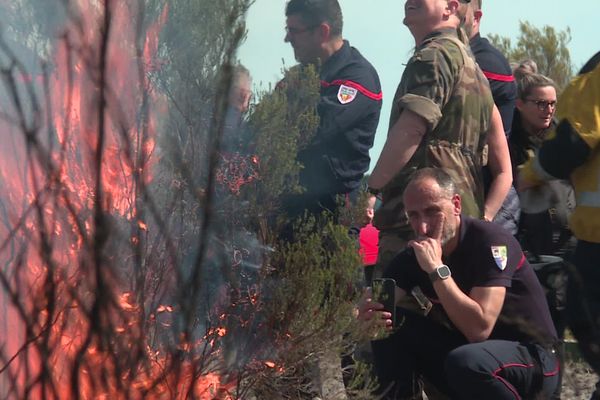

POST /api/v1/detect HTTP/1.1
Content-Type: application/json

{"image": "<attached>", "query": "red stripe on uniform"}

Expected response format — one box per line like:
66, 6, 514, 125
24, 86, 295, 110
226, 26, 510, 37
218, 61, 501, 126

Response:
492, 363, 535, 400
516, 253, 526, 270
321, 79, 383, 101
544, 359, 560, 377
482, 70, 515, 82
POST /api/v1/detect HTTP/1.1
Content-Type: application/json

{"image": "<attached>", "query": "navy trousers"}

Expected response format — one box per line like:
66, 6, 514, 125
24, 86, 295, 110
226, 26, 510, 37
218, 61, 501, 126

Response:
371, 309, 560, 399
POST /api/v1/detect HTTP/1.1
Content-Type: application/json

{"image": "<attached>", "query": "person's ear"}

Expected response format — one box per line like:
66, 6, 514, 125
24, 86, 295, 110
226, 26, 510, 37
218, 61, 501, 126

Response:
446, 0, 460, 14
452, 194, 461, 215
474, 9, 483, 23
317, 22, 330, 41
516, 98, 525, 112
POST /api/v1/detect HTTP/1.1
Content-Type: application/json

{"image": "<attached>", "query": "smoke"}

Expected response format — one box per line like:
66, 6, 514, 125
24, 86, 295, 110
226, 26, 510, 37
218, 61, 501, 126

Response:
0, 0, 257, 397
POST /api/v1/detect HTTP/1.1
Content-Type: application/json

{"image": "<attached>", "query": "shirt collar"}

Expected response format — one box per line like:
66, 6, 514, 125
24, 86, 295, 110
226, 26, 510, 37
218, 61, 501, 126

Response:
419, 27, 458, 49
470, 32, 482, 45
446, 216, 468, 263
320, 40, 350, 77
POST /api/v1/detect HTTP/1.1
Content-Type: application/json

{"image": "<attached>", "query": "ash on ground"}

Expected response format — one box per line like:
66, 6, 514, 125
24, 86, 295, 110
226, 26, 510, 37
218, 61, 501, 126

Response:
562, 360, 598, 399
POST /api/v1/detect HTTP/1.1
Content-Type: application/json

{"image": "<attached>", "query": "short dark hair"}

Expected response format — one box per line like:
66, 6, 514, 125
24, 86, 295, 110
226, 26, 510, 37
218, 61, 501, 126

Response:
406, 168, 457, 200
285, 0, 343, 37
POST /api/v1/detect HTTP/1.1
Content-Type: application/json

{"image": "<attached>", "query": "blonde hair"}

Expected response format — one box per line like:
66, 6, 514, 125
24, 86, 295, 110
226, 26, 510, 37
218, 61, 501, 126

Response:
517, 73, 556, 100
513, 59, 538, 83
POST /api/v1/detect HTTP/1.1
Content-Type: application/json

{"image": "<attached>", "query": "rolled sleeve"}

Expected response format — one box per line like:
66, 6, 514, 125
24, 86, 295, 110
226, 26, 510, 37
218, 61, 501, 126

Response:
397, 93, 442, 130
396, 44, 456, 132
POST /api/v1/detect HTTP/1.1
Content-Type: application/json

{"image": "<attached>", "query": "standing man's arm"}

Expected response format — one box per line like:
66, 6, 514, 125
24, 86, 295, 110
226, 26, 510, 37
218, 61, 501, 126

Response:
299, 64, 382, 191
484, 105, 513, 221
368, 110, 427, 189
368, 44, 456, 190
317, 75, 382, 144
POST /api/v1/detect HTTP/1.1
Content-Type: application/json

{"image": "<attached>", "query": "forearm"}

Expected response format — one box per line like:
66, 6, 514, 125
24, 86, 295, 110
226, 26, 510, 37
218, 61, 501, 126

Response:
484, 105, 513, 221
433, 279, 499, 342
368, 110, 427, 189
484, 172, 512, 221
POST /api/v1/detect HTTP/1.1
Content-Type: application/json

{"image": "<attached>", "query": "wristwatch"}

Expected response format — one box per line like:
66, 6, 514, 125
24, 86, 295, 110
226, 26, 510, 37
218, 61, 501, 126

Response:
429, 264, 451, 283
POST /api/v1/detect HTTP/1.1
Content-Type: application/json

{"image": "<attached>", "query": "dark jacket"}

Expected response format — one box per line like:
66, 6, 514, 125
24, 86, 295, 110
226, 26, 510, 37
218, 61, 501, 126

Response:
470, 33, 517, 137
298, 40, 382, 196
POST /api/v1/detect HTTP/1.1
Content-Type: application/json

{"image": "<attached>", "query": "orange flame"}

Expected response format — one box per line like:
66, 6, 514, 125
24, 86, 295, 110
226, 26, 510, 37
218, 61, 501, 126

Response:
0, 0, 261, 397
0, 2, 180, 399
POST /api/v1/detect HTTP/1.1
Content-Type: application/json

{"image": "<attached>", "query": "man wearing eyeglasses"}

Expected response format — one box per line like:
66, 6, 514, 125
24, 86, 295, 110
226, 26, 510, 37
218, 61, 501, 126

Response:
282, 0, 382, 221
282, 2, 382, 398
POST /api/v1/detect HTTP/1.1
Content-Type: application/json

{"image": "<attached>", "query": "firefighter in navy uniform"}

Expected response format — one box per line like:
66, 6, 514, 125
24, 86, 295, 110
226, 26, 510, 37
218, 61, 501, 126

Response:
360, 168, 560, 399
459, 0, 520, 234
464, 7, 517, 137
283, 0, 382, 220
282, 2, 381, 398
520, 51, 600, 400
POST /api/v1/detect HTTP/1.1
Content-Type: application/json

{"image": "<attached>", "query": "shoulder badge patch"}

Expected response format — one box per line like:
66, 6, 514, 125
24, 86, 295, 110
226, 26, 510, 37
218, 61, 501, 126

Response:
491, 245, 508, 271
337, 84, 358, 104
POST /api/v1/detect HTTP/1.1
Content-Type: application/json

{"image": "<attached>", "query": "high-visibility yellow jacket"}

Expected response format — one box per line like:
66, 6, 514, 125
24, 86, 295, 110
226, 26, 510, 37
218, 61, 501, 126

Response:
521, 56, 600, 243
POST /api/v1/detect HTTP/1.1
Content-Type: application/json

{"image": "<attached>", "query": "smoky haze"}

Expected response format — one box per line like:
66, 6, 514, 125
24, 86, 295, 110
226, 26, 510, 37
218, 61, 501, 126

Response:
0, 0, 260, 397
0, 1, 374, 398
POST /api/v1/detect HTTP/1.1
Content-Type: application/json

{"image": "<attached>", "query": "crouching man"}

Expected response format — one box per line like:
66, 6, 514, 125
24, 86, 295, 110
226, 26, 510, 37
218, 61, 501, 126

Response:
359, 167, 560, 399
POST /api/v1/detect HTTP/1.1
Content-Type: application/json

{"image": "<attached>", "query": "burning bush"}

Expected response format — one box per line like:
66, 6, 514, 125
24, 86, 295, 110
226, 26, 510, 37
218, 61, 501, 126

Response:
0, 1, 372, 399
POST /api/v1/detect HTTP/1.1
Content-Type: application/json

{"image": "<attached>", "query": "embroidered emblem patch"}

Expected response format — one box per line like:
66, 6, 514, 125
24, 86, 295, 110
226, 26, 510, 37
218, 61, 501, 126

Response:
337, 84, 358, 104
491, 245, 508, 271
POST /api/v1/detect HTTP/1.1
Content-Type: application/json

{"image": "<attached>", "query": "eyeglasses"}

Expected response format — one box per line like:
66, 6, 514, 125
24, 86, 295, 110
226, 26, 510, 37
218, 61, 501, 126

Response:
525, 99, 557, 111
284, 25, 317, 36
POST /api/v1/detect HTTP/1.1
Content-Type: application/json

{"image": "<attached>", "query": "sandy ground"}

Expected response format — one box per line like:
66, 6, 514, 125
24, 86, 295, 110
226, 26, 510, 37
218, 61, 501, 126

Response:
562, 360, 598, 399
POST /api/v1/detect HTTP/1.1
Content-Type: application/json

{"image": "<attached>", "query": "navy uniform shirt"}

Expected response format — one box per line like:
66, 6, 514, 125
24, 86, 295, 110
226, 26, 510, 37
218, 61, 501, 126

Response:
384, 216, 558, 345
469, 33, 519, 203
298, 40, 382, 196
470, 33, 517, 137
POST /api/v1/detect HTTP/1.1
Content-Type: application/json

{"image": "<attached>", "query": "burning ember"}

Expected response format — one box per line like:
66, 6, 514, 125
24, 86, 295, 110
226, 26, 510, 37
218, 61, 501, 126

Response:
215, 153, 260, 195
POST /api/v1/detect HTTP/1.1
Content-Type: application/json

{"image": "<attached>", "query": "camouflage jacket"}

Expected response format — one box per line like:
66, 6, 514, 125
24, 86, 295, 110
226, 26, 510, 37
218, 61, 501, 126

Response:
373, 28, 493, 232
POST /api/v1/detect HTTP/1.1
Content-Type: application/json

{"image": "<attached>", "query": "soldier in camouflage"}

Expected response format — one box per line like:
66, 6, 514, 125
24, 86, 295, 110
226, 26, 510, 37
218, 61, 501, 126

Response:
368, 0, 501, 272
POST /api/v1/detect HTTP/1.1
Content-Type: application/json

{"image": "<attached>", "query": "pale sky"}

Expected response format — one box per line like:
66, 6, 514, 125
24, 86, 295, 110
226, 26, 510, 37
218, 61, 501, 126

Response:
238, 1, 600, 170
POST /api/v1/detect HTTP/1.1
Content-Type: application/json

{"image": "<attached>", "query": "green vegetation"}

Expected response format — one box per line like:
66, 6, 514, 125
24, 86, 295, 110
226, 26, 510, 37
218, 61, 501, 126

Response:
490, 21, 574, 89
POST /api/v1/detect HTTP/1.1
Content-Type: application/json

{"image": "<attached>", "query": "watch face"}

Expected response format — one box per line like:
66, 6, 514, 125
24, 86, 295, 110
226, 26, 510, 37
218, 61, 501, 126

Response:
438, 265, 451, 279
429, 265, 451, 282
